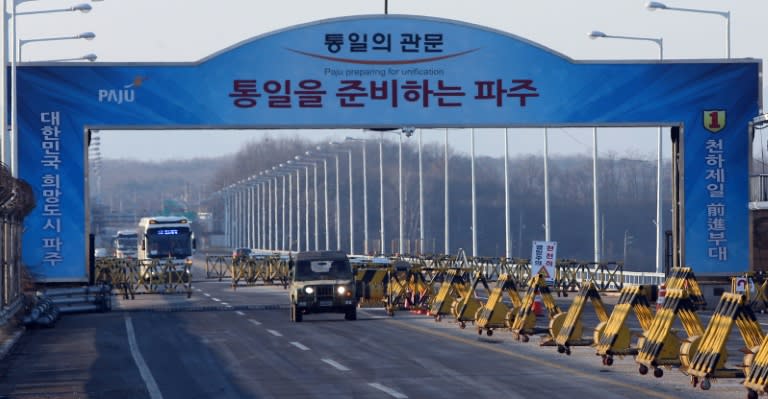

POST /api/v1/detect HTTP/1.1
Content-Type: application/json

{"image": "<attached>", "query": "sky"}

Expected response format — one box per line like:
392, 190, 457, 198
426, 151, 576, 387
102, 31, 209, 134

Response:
15, 0, 767, 162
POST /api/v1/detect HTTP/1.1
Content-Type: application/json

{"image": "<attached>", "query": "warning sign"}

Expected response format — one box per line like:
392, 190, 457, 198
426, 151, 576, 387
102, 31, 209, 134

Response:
531, 241, 557, 284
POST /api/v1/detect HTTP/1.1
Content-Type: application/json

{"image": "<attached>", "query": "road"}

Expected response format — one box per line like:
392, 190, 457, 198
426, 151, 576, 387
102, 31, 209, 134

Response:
0, 260, 754, 398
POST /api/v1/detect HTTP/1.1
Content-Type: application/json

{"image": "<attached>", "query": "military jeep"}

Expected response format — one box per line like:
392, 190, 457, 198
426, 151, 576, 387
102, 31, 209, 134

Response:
289, 251, 357, 322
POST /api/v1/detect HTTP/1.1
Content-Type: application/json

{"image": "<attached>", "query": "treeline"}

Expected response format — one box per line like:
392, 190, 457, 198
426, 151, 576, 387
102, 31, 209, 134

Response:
209, 136, 670, 271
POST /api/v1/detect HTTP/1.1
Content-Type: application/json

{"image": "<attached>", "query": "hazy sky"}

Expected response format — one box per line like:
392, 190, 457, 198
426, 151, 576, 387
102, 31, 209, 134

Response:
16, 0, 766, 161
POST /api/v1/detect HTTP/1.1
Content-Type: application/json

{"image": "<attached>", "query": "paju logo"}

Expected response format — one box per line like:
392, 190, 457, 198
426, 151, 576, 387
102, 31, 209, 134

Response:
98, 76, 146, 104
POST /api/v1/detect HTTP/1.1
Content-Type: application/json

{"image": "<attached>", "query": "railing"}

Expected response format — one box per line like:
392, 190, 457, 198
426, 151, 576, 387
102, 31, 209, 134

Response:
750, 174, 768, 202
0, 164, 36, 326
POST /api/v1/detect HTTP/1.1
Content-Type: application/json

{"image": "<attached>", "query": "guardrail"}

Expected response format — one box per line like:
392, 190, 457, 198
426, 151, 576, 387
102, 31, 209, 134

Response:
0, 164, 35, 327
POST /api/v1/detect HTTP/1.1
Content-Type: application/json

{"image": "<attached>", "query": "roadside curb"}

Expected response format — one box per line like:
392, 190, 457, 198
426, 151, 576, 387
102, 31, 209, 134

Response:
0, 327, 24, 361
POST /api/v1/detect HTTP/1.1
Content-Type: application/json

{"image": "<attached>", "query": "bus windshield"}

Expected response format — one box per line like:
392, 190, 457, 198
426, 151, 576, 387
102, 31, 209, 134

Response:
146, 228, 192, 259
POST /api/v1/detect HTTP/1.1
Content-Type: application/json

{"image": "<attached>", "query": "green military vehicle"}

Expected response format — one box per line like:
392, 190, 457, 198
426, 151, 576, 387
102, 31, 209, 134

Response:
289, 251, 357, 322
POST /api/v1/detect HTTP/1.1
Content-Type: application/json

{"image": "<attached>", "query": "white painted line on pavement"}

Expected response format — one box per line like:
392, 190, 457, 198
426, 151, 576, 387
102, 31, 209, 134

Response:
368, 383, 407, 398
212, 298, 221, 302
248, 319, 262, 326
125, 316, 163, 399
235, 311, 245, 316
321, 358, 350, 371
195, 288, 202, 292
267, 329, 283, 337
290, 341, 310, 351
221, 302, 229, 306
203, 293, 210, 297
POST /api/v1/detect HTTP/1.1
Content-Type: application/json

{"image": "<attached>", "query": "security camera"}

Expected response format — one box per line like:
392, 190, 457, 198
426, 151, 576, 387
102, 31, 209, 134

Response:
402, 127, 415, 137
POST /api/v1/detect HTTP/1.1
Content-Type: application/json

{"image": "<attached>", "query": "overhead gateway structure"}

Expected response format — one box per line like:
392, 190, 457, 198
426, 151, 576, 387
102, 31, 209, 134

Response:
17, 15, 760, 281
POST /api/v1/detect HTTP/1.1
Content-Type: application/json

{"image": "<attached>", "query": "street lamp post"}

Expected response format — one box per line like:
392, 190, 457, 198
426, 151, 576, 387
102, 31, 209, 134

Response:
645, 1, 730, 58
345, 137, 370, 255
589, 30, 664, 272
307, 151, 329, 250
504, 128, 510, 258
379, 133, 385, 254
418, 129, 424, 254
470, 128, 477, 257
7, 1, 99, 177
444, 128, 449, 255
18, 31, 95, 60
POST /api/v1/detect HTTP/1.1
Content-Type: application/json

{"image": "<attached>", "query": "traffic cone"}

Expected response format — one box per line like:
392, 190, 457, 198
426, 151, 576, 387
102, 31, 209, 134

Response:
532, 290, 544, 317
656, 283, 667, 312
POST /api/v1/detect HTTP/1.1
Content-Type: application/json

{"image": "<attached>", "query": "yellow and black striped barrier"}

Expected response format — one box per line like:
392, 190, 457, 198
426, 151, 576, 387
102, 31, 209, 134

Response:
355, 266, 390, 307
510, 274, 562, 344
553, 281, 609, 355
683, 292, 764, 391
475, 273, 526, 337
429, 268, 470, 322
635, 288, 704, 378
451, 270, 488, 329
594, 285, 655, 366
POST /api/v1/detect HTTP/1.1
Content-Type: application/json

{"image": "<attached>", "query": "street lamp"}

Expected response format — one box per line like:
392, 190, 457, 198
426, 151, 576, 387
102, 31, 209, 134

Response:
9, 0, 100, 176
444, 128, 449, 255
645, 1, 730, 58
327, 142, 353, 254
293, 157, 318, 251
588, 30, 664, 272
345, 137, 370, 255
18, 31, 95, 60
307, 150, 330, 250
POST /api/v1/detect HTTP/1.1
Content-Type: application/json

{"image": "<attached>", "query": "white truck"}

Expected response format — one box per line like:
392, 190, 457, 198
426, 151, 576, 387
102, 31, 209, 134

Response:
112, 229, 138, 259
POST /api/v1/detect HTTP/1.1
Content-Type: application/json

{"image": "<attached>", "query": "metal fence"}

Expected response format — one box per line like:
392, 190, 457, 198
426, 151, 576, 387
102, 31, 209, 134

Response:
0, 164, 35, 326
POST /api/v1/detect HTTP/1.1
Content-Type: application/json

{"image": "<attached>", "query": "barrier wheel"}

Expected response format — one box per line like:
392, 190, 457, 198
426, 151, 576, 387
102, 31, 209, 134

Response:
748, 388, 758, 399
487, 329, 493, 337
601, 356, 607, 365
605, 356, 613, 366
478, 329, 483, 335
639, 365, 649, 375
459, 322, 466, 329
691, 376, 699, 387
700, 379, 711, 391
653, 368, 663, 378
565, 347, 571, 356
558, 346, 566, 354
435, 315, 442, 322
521, 335, 530, 343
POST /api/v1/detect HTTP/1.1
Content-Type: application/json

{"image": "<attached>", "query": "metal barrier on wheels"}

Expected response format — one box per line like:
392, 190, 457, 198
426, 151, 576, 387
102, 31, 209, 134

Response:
553, 281, 609, 355
475, 273, 525, 337
451, 270, 489, 329
635, 288, 705, 379
683, 292, 764, 391
594, 285, 655, 366
205, 255, 232, 280
510, 274, 562, 344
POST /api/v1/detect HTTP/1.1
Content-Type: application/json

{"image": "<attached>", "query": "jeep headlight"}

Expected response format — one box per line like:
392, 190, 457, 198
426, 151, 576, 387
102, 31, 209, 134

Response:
304, 286, 314, 294
336, 286, 346, 295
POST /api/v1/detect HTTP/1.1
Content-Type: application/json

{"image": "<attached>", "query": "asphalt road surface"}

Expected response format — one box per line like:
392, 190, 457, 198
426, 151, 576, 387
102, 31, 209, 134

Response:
0, 260, 757, 399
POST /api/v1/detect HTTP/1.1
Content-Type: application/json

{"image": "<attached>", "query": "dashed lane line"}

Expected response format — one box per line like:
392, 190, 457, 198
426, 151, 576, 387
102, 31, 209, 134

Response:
235, 311, 245, 316
248, 319, 262, 326
321, 358, 350, 371
290, 341, 310, 351
368, 383, 407, 399
267, 329, 283, 337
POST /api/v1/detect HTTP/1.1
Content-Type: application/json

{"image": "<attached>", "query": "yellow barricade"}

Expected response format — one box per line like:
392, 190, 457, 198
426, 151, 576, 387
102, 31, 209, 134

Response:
451, 270, 488, 328
635, 288, 704, 378
594, 285, 654, 366
683, 292, 764, 391
510, 274, 562, 343
475, 273, 525, 337
553, 281, 609, 355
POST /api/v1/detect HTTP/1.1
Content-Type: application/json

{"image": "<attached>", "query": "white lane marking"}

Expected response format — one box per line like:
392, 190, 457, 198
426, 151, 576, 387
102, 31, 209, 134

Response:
125, 316, 163, 399
203, 293, 210, 297
212, 298, 221, 302
290, 341, 310, 351
368, 383, 407, 398
248, 319, 262, 326
221, 302, 229, 306
321, 358, 350, 371
235, 311, 245, 316
195, 288, 202, 292
267, 329, 283, 337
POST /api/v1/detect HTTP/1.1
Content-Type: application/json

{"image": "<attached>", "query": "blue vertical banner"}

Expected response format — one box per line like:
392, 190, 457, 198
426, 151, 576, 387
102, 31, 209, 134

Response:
16, 15, 761, 280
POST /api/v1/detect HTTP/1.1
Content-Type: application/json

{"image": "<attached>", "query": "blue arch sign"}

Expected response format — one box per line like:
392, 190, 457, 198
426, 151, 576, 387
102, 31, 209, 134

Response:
18, 15, 760, 281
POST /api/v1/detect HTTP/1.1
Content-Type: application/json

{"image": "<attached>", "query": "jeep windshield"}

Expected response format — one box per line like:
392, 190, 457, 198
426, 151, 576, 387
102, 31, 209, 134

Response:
294, 259, 353, 281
